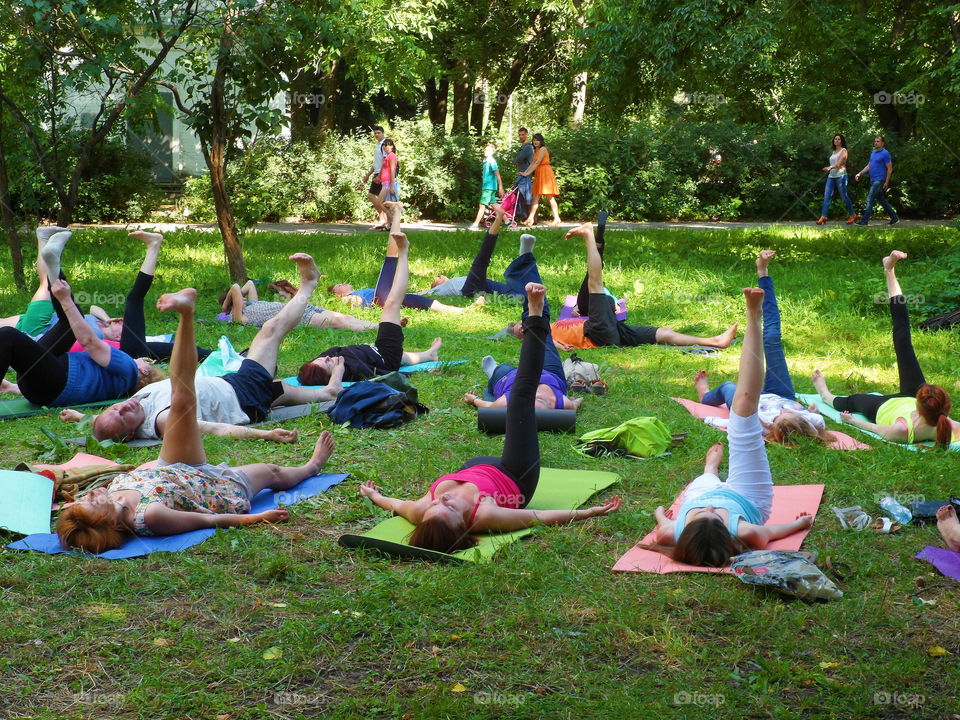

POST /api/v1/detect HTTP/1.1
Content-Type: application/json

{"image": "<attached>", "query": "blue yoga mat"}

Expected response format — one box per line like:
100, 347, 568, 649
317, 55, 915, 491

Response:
8, 472, 349, 559
282, 360, 467, 387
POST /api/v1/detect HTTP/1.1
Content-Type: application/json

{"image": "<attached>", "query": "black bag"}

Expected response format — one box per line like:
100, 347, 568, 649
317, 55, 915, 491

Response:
919, 309, 960, 332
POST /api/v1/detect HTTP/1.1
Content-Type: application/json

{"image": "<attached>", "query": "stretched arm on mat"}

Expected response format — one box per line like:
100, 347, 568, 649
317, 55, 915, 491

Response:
358, 283, 619, 554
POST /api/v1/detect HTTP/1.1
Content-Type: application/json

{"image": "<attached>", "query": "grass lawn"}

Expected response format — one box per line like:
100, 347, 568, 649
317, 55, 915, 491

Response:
1, 223, 958, 719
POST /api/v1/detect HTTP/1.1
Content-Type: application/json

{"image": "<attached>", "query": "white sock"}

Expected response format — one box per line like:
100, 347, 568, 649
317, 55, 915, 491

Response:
481, 355, 498, 378
41, 231, 71, 282
36, 226, 68, 245
520, 233, 536, 255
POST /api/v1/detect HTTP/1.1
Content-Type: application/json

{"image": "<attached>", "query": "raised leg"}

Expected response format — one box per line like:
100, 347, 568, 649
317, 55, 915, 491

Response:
756, 251, 795, 399
462, 206, 505, 297
883, 251, 925, 395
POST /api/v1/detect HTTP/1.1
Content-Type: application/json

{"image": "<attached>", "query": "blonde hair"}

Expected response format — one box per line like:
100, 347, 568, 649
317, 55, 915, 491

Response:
764, 414, 833, 446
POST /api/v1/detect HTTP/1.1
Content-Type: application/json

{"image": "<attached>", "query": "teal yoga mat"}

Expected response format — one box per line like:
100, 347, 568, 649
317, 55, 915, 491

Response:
797, 393, 960, 452
339, 467, 620, 563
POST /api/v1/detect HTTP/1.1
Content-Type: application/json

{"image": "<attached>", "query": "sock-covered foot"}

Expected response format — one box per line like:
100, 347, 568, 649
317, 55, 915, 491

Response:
694, 370, 710, 401
157, 288, 197, 313
519, 233, 536, 255
936, 505, 960, 552
36, 226, 68, 244
481, 354, 498, 378
40, 231, 72, 281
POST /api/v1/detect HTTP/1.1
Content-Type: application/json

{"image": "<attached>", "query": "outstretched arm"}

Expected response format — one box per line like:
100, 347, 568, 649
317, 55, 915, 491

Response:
196, 421, 298, 443
472, 496, 620, 532
464, 392, 506, 408
839, 412, 909, 442
50, 280, 112, 366
144, 503, 289, 535
739, 513, 813, 549
359, 480, 427, 523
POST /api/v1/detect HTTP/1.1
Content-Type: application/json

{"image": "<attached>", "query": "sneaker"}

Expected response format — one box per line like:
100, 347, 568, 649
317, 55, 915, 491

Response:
468, 224, 480, 231
854, 220, 868, 226
889, 217, 900, 226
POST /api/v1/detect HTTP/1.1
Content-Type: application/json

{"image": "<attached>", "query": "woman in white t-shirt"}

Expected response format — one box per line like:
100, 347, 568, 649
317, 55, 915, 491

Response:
693, 250, 833, 445
817, 133, 857, 225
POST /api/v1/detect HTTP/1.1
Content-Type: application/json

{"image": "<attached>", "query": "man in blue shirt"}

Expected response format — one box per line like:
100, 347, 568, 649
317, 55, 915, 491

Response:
514, 127, 534, 221
854, 136, 899, 226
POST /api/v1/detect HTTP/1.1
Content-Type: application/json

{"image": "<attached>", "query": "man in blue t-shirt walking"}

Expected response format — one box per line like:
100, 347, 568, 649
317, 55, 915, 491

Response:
854, 136, 899, 226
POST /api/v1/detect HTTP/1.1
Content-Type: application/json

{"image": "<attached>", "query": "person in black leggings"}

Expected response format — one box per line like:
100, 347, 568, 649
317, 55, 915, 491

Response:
358, 282, 621, 554
812, 250, 958, 446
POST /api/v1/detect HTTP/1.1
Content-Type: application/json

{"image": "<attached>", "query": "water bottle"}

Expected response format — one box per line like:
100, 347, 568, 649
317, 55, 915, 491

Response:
879, 496, 912, 525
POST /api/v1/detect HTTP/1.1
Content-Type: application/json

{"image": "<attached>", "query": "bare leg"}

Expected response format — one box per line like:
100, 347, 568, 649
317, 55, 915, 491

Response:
811, 369, 837, 407
156, 289, 205, 466
0, 317, 19, 328
402, 337, 442, 365
656, 325, 739, 348
525, 194, 541, 226
935, 505, 960, 552
0, 379, 20, 395
730, 288, 765, 417
272, 378, 342, 406
703, 442, 724, 475
368, 192, 387, 228
566, 223, 603, 293
242, 279, 258, 303
238, 431, 336, 495
246, 254, 320, 376
128, 231, 163, 276
471, 204, 486, 227
547, 196, 561, 225
883, 250, 907, 298
428, 297, 484, 314
310, 310, 377, 332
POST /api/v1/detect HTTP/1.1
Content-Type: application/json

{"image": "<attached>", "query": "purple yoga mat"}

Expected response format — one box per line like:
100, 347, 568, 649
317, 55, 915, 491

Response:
915, 546, 960, 582
558, 294, 627, 322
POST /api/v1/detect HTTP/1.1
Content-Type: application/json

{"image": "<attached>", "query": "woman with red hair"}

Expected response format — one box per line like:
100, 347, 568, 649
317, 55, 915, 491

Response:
812, 251, 959, 447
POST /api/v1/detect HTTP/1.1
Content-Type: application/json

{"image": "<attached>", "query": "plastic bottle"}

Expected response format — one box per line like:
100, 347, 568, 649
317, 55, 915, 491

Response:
879, 496, 913, 525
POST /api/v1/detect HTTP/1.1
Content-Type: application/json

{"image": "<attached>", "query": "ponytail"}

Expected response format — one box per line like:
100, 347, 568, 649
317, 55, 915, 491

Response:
936, 415, 953, 448
916, 384, 953, 447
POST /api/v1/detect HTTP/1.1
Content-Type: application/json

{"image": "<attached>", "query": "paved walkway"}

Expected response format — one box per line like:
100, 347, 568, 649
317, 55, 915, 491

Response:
73, 218, 952, 235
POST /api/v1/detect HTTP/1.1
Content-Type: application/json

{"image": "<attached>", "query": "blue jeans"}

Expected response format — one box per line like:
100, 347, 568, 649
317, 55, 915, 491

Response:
515, 174, 532, 220
862, 180, 898, 222
507, 251, 563, 381
701, 275, 795, 408
821, 174, 854, 217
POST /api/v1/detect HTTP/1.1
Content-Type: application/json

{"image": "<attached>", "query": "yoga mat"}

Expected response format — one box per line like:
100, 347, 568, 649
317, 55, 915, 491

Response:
915, 546, 960, 583
559, 294, 627, 321
0, 470, 55, 535
671, 397, 871, 451
282, 360, 467, 387
339, 467, 619, 563
63, 401, 334, 448
0, 397, 121, 421
9, 470, 349, 559
796, 393, 960, 452
613, 483, 824, 574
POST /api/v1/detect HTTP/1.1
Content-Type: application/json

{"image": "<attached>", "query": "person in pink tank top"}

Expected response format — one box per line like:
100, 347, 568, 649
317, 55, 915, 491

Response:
359, 282, 621, 553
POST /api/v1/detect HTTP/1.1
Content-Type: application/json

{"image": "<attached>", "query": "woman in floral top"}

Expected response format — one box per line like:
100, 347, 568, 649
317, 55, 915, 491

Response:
57, 256, 337, 554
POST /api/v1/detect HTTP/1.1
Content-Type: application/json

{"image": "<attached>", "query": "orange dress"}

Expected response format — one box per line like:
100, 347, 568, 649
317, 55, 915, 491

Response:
531, 149, 559, 197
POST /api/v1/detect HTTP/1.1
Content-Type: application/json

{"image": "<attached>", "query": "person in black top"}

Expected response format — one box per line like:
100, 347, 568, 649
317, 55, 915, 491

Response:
296, 202, 443, 386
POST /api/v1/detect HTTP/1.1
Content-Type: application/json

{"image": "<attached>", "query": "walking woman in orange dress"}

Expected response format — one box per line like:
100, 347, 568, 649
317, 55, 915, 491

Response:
520, 133, 561, 226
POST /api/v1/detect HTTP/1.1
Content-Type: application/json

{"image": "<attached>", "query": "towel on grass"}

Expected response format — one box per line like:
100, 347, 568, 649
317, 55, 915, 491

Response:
613, 483, 824, 574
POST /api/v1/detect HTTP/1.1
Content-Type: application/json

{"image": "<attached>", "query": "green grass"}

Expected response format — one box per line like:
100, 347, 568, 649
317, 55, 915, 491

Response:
1, 225, 959, 719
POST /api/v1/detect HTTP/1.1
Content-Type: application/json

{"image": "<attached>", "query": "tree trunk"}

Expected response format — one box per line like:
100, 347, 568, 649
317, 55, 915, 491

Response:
470, 82, 485, 135
491, 54, 530, 131
206, 32, 247, 283
425, 77, 449, 129
570, 71, 587, 126
288, 71, 313, 143
451, 66, 471, 134
0, 108, 25, 291
319, 60, 341, 134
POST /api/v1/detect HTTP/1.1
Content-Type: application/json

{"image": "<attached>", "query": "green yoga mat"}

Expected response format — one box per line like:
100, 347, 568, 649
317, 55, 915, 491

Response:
797, 393, 960, 452
339, 467, 620, 563
0, 397, 120, 421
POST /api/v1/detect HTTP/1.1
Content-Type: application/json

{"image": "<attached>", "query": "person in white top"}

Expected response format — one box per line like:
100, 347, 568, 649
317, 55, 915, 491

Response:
61, 254, 345, 444
693, 250, 833, 445
360, 125, 388, 230
817, 133, 857, 225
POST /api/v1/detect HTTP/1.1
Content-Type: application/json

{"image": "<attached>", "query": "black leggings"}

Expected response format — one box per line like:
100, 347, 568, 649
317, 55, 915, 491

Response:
458, 314, 547, 507
575, 222, 606, 315
462, 230, 498, 297
120, 271, 210, 361
833, 295, 925, 421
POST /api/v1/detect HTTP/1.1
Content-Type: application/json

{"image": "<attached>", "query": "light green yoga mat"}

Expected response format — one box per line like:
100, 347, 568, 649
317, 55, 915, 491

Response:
339, 467, 620, 563
797, 393, 960, 452
0, 397, 120, 421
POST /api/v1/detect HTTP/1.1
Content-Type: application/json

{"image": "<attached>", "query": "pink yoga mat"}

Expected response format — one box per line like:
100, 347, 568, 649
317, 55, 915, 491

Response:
671, 398, 871, 451
613, 483, 825, 574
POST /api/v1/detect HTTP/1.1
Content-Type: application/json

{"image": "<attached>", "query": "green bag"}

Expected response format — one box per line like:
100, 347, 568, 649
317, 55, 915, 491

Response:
576, 416, 675, 459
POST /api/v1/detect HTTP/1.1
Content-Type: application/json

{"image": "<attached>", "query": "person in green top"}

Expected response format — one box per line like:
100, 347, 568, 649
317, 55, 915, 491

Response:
469, 143, 504, 231
812, 251, 959, 446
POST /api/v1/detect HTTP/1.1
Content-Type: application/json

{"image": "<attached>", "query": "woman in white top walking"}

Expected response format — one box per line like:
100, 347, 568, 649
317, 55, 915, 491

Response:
817, 133, 857, 225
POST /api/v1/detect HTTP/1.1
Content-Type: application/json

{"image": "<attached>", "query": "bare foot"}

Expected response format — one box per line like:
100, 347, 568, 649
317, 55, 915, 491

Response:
743, 287, 765, 313
705, 324, 739, 348
472, 295, 486, 308
423, 337, 443, 362
704, 442, 724, 475
129, 230, 163, 249
569, 396, 583, 411
756, 250, 776, 276
157, 288, 197, 313
811, 369, 832, 399
694, 370, 710, 401
0, 379, 20, 395
565, 222, 593, 241
391, 232, 409, 253
882, 250, 908, 272
310, 430, 335, 470
289, 253, 320, 288
525, 282, 546, 317
936, 505, 960, 552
